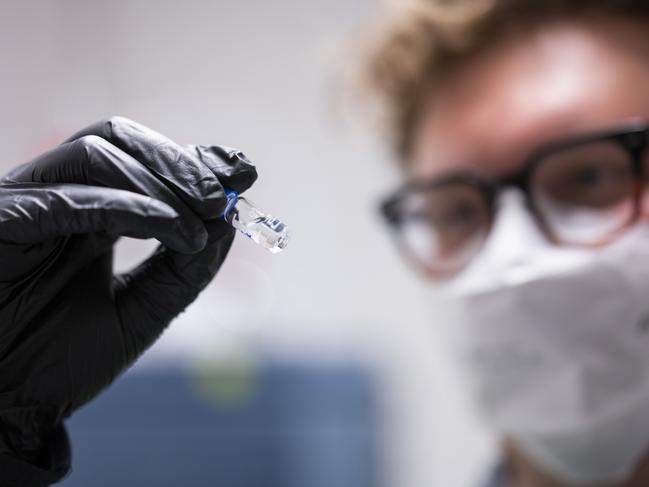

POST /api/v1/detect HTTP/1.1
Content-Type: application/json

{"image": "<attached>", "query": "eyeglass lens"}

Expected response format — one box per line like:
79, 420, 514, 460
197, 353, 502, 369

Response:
530, 140, 637, 245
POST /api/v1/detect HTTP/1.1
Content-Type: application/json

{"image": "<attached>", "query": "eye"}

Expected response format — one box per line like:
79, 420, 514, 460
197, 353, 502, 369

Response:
431, 201, 482, 230
567, 163, 627, 189
530, 140, 637, 246
390, 181, 491, 274
533, 140, 634, 211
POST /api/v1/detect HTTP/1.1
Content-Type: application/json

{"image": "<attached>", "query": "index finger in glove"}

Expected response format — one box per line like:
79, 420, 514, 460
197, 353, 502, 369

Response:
0, 183, 194, 252
64, 116, 226, 219
3, 135, 208, 252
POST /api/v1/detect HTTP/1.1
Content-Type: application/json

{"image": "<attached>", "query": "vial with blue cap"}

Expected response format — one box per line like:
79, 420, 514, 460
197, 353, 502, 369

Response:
222, 191, 290, 253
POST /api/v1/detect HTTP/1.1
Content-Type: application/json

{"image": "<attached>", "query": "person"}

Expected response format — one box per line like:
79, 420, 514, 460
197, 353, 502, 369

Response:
359, 1, 649, 486
0, 116, 257, 486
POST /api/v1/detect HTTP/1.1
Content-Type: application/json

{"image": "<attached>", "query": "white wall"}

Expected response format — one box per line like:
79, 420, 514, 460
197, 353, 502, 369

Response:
0, 1, 495, 486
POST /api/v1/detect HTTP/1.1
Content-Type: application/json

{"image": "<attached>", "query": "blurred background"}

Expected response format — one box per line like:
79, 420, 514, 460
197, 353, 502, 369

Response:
0, 1, 495, 486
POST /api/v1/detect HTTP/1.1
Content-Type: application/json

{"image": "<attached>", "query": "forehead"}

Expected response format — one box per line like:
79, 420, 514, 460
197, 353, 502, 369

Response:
409, 16, 649, 181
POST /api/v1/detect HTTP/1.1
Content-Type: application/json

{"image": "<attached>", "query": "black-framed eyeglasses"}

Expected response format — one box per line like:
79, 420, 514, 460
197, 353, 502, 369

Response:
380, 119, 649, 279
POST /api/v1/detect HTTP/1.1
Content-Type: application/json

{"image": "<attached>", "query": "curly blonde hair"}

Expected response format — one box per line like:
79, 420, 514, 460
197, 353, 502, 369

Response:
358, 0, 649, 159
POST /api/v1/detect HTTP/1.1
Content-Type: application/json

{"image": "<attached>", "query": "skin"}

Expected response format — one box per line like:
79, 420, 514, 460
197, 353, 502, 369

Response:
407, 14, 649, 487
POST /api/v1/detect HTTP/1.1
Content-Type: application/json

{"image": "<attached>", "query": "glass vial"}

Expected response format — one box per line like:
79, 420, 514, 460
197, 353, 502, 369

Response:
223, 191, 290, 253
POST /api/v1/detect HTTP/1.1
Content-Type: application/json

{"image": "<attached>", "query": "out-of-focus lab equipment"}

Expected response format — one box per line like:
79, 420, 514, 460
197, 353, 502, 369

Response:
60, 363, 379, 487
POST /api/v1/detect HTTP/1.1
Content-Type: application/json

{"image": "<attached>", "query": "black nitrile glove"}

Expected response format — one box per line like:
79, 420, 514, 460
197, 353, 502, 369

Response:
0, 117, 257, 486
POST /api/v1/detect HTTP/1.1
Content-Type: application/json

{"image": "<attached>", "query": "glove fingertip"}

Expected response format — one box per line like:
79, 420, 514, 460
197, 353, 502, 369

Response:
192, 145, 258, 193
225, 163, 258, 193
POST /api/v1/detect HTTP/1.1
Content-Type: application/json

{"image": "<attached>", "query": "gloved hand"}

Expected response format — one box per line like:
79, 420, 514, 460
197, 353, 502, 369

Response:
0, 116, 257, 485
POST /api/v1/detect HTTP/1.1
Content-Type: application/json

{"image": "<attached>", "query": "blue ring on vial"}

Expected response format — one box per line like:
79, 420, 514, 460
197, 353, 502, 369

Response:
220, 190, 239, 220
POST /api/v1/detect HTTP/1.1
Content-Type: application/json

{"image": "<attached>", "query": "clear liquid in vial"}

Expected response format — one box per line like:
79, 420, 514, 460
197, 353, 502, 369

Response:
223, 193, 290, 253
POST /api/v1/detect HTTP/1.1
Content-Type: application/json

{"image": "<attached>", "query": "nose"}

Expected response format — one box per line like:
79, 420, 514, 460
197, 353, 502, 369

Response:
479, 189, 551, 267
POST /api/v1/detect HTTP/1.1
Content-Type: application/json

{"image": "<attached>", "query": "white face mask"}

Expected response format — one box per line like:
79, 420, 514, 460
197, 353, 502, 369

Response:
433, 191, 649, 486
